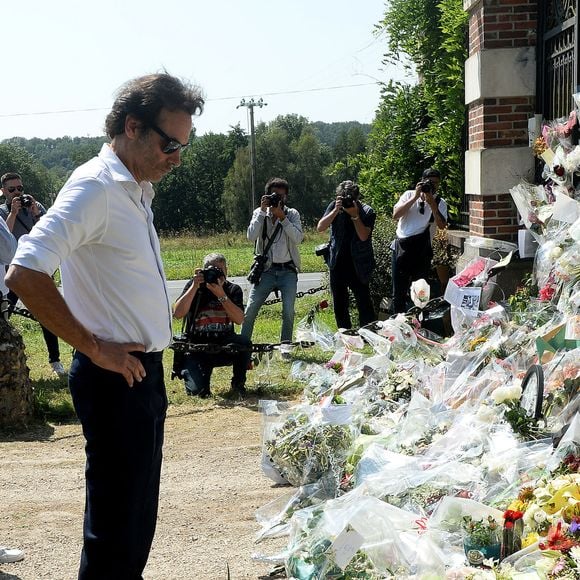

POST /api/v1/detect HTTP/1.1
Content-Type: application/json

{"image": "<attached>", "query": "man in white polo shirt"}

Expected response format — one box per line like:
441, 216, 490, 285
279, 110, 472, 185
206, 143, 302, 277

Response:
6, 73, 204, 579
391, 168, 447, 313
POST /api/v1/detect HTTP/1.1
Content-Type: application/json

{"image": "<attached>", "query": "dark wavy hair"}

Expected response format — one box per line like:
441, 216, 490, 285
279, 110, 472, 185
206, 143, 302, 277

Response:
336, 180, 360, 198
264, 177, 289, 195
104, 73, 205, 139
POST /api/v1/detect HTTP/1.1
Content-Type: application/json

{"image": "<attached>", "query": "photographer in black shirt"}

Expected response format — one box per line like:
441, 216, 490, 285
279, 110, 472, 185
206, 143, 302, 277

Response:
173, 253, 250, 397
317, 180, 376, 329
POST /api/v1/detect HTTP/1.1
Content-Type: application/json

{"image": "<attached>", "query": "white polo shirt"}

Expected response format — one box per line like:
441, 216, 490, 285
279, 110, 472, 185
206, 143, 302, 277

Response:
394, 189, 448, 239
12, 144, 172, 352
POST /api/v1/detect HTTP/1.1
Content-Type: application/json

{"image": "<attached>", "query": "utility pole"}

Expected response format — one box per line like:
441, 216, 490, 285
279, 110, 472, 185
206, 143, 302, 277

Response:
237, 97, 266, 211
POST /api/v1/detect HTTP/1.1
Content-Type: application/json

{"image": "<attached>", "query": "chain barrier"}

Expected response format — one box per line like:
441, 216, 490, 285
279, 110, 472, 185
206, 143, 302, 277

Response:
262, 284, 327, 306
1, 299, 36, 322
169, 337, 315, 354
170, 286, 328, 355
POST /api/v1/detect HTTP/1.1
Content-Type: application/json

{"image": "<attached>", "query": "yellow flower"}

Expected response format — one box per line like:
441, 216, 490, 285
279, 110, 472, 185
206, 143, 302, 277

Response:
522, 532, 540, 548
507, 499, 527, 512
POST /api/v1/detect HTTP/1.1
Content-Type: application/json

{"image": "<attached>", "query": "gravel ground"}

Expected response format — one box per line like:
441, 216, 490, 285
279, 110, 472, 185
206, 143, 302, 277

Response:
0, 404, 288, 579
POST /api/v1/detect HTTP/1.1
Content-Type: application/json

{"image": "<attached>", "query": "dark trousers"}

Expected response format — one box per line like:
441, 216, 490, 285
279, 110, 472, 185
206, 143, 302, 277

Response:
391, 245, 431, 314
7, 290, 61, 362
181, 333, 251, 395
329, 256, 375, 329
69, 351, 167, 580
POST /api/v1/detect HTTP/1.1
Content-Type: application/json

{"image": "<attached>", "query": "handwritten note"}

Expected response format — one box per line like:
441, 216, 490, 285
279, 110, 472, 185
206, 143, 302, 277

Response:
330, 526, 365, 570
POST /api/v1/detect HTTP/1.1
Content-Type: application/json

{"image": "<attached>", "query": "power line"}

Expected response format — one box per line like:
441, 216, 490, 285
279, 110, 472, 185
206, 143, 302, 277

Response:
0, 82, 380, 119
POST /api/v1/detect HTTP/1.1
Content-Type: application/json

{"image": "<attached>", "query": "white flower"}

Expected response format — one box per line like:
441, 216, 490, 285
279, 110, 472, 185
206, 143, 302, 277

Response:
477, 404, 498, 423
551, 477, 569, 490
570, 545, 580, 565
410, 279, 430, 308
533, 509, 547, 523
550, 246, 564, 259
491, 385, 522, 405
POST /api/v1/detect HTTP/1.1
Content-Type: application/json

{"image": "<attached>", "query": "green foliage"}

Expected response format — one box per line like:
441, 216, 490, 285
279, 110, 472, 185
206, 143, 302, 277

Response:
361, 0, 468, 220
154, 128, 246, 233
369, 215, 398, 310
310, 121, 371, 148
4, 119, 370, 233
160, 229, 329, 279
3, 135, 107, 187
359, 81, 424, 212
328, 125, 368, 183
223, 114, 335, 229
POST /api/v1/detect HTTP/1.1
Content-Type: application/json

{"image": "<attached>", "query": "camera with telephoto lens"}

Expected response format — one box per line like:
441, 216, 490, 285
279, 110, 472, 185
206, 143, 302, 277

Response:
247, 254, 267, 285
201, 266, 224, 285
16, 194, 34, 208
339, 193, 355, 209
264, 192, 281, 207
420, 180, 434, 194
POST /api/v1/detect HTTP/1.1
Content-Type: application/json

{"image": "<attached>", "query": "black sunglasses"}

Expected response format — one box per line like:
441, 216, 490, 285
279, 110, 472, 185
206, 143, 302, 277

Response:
149, 124, 189, 154
7, 185, 24, 193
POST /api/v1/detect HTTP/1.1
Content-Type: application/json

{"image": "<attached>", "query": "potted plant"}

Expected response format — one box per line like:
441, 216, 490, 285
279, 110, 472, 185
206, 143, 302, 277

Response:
462, 515, 501, 565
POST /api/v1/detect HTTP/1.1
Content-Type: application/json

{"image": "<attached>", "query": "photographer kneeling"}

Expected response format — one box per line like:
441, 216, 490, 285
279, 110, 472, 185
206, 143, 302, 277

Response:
173, 253, 250, 397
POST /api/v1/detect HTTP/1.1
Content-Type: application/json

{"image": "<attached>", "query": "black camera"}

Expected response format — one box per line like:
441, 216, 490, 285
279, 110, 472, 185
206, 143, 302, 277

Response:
201, 266, 224, 284
247, 255, 267, 285
16, 194, 34, 208
264, 192, 281, 207
420, 180, 434, 194
339, 194, 355, 209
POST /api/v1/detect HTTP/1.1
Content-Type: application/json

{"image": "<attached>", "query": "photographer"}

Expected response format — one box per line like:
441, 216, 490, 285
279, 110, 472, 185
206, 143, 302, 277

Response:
0, 172, 66, 376
173, 253, 249, 397
242, 177, 303, 345
391, 168, 448, 313
317, 180, 376, 329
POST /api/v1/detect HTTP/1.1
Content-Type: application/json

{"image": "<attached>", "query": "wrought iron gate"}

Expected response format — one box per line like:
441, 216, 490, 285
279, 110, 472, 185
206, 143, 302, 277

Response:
538, 1, 578, 120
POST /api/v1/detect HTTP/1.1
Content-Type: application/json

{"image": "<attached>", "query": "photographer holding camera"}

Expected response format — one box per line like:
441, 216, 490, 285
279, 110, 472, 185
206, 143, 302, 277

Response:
0, 173, 45, 238
242, 177, 303, 345
317, 180, 376, 329
173, 253, 250, 397
391, 168, 448, 313
0, 172, 66, 376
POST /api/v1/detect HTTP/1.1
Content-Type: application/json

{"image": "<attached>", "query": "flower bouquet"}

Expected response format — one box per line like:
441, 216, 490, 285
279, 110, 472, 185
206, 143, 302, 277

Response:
264, 409, 356, 487
461, 515, 502, 565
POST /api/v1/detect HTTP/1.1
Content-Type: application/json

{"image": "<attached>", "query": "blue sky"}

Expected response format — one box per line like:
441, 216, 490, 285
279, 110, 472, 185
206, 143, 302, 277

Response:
2, 0, 412, 140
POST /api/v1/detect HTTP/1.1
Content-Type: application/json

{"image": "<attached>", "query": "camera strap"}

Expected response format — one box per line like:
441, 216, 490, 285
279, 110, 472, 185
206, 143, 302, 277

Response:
256, 219, 282, 260
16, 213, 32, 234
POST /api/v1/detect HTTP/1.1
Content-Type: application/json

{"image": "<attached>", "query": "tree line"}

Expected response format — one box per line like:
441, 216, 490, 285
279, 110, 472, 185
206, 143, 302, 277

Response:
0, 118, 370, 233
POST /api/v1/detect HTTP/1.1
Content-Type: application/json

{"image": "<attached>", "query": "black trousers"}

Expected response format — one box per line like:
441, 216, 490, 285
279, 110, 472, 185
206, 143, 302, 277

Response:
7, 289, 61, 363
180, 332, 251, 395
329, 255, 375, 329
69, 351, 167, 580
391, 231, 432, 314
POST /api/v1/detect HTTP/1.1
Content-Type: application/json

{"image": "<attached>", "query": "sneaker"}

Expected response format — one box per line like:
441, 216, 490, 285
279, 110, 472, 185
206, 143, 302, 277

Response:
50, 361, 67, 376
0, 546, 24, 563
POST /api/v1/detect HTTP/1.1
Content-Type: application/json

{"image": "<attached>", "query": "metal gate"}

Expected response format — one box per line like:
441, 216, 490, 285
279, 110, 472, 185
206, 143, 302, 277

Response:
538, 1, 578, 120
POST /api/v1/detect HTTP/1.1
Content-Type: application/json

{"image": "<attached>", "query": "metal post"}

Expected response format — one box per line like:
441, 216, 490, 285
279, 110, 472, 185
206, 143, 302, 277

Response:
237, 97, 266, 212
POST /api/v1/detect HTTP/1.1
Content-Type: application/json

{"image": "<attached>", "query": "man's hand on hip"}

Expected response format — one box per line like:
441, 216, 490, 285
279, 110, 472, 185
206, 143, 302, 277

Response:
90, 338, 147, 387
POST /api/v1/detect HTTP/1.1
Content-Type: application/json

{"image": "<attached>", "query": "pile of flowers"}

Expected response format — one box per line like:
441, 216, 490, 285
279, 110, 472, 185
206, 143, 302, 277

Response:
251, 105, 580, 580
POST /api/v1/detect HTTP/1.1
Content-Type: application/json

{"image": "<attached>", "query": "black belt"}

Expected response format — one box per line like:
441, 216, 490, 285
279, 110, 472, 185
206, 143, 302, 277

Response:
130, 351, 164, 363
271, 261, 294, 268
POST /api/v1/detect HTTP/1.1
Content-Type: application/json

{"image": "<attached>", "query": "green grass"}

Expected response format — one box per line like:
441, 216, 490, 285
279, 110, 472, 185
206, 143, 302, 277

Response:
160, 229, 329, 279
11, 242, 338, 423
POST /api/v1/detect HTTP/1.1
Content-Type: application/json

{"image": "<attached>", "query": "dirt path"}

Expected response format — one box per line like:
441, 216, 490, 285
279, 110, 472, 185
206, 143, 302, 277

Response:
0, 404, 288, 579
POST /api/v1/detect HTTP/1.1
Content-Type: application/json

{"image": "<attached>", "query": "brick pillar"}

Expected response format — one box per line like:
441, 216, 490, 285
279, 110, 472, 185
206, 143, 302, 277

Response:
464, 0, 538, 242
